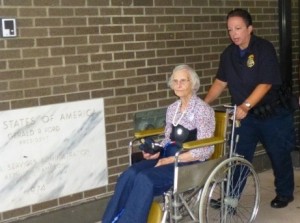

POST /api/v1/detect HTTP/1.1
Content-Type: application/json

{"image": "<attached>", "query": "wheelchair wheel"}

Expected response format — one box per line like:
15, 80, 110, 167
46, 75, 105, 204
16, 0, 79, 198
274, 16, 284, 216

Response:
199, 156, 260, 223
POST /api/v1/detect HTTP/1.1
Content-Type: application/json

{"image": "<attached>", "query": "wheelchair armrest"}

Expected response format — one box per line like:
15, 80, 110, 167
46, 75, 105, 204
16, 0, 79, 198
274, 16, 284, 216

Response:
134, 127, 165, 139
182, 136, 225, 150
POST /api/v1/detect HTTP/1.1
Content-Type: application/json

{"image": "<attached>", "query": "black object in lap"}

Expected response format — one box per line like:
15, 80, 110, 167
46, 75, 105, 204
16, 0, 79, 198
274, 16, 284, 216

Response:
170, 124, 197, 144
139, 137, 162, 154
138, 124, 197, 157
162, 125, 197, 157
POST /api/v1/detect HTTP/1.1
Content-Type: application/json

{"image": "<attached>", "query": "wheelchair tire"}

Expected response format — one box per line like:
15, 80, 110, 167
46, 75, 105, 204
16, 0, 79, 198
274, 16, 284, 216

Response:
199, 156, 260, 223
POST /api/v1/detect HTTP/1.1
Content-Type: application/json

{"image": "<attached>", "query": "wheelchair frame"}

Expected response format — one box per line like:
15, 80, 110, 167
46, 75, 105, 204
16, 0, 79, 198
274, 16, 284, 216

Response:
129, 105, 260, 223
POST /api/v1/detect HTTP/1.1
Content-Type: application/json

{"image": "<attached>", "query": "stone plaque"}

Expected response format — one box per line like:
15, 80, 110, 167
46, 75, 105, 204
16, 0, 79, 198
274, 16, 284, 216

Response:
0, 98, 108, 212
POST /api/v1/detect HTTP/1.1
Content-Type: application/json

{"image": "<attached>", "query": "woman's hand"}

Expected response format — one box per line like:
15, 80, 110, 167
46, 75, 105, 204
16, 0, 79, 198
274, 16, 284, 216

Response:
143, 151, 160, 160
155, 156, 174, 167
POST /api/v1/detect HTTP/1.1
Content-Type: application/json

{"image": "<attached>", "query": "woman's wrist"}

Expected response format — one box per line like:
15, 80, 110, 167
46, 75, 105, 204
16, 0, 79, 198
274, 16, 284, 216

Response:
173, 156, 181, 163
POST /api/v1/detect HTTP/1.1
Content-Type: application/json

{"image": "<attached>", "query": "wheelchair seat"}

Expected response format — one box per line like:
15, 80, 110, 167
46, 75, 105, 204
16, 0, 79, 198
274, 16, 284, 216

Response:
147, 201, 162, 223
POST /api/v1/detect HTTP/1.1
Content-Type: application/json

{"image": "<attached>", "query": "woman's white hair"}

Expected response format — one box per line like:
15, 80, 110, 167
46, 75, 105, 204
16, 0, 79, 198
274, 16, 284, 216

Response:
168, 64, 200, 92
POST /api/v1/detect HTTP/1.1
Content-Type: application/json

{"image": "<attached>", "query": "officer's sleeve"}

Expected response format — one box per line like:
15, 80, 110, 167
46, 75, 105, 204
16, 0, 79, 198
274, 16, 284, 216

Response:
257, 41, 282, 85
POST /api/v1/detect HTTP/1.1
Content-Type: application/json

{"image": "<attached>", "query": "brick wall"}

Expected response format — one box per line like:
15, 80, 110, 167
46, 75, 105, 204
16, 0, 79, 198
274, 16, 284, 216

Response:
0, 0, 299, 221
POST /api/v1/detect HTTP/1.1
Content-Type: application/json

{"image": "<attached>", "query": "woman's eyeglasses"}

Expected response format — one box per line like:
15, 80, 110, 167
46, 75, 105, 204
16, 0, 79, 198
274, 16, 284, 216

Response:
172, 79, 190, 86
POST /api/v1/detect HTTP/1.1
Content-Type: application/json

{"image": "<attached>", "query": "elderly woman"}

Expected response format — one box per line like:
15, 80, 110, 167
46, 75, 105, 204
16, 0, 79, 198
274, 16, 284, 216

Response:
102, 64, 215, 223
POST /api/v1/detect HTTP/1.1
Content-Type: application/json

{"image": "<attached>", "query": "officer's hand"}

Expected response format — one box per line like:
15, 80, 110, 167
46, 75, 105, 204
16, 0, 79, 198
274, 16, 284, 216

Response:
236, 104, 249, 120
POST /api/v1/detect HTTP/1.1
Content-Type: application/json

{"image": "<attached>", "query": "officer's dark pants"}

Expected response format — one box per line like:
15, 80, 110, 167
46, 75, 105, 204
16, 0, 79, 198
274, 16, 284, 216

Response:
102, 159, 174, 223
236, 107, 295, 198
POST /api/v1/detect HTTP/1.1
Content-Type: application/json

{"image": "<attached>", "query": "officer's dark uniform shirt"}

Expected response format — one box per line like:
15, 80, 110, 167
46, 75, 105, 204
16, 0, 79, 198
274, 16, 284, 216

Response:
216, 35, 282, 108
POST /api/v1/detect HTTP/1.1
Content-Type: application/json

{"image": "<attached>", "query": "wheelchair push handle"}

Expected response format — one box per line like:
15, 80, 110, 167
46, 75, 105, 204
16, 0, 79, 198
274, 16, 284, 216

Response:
223, 104, 241, 157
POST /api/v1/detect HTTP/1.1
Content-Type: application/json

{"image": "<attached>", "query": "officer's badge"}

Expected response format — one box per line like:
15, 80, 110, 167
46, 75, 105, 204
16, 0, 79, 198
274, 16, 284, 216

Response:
247, 54, 255, 68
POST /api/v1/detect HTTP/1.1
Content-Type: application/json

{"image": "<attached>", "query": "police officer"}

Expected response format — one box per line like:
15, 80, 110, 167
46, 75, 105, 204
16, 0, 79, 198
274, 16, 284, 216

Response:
205, 8, 296, 208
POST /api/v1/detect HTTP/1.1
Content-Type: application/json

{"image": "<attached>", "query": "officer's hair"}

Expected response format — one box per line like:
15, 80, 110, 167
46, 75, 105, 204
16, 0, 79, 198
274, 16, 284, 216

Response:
227, 8, 253, 27
168, 64, 200, 93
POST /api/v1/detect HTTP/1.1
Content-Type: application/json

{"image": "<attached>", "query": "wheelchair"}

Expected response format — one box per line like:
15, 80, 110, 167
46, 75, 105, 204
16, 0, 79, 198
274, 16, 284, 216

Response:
129, 105, 260, 223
